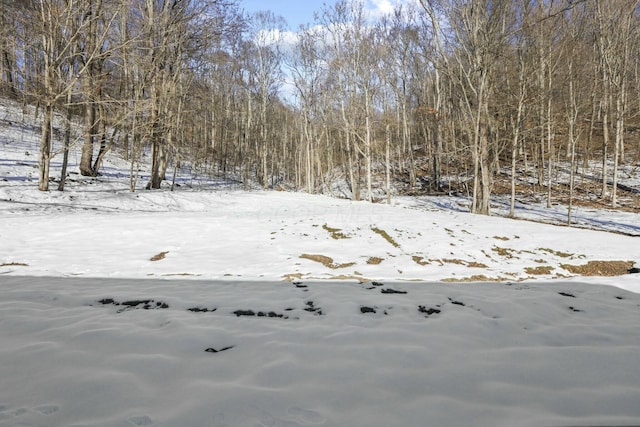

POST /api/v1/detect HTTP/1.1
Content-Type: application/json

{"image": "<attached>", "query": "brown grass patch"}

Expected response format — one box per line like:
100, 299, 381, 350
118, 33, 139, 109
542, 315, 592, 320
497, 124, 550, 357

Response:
150, 251, 169, 261
525, 266, 554, 275
561, 260, 634, 276
494, 236, 510, 241
539, 248, 574, 258
467, 261, 489, 268
300, 254, 356, 269
481, 250, 493, 259
0, 262, 29, 267
371, 227, 400, 248
283, 273, 304, 282
323, 224, 349, 240
412, 256, 429, 266
366, 257, 384, 265
492, 246, 518, 259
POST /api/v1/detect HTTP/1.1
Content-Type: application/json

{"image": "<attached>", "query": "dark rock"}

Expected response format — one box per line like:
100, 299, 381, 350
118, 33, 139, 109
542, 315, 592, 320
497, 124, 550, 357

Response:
448, 298, 465, 306
304, 301, 323, 315
371, 281, 385, 287
381, 288, 407, 294
188, 307, 216, 313
233, 309, 287, 319
360, 306, 376, 314
569, 306, 583, 312
205, 346, 234, 353
121, 299, 153, 307
628, 267, 640, 274
96, 298, 168, 311
233, 310, 256, 317
558, 292, 576, 298
418, 305, 441, 316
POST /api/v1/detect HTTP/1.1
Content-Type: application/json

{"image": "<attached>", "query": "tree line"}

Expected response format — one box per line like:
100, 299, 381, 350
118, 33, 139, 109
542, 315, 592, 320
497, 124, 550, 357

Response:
1, 0, 639, 215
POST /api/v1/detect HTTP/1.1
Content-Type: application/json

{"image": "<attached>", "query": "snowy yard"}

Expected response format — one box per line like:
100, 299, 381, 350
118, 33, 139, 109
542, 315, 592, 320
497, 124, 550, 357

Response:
1, 276, 640, 427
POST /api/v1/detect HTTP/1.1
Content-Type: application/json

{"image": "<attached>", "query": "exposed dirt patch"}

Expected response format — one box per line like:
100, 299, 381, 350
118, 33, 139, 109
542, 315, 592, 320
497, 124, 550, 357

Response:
525, 266, 554, 275
150, 251, 169, 261
561, 260, 634, 276
371, 227, 400, 248
0, 262, 28, 267
366, 256, 384, 265
300, 254, 356, 269
494, 236, 510, 241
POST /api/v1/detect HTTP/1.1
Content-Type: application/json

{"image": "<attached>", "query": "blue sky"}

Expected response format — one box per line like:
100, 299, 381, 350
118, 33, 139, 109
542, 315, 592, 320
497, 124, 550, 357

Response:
239, 0, 413, 30
240, 0, 329, 29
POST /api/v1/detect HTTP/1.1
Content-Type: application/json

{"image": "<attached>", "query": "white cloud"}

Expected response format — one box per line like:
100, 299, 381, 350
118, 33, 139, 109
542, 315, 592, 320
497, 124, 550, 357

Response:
367, 0, 420, 18
369, 0, 395, 15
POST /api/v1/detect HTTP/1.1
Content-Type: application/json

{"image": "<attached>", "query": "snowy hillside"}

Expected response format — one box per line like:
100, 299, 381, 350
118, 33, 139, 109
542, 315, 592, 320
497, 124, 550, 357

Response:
1, 99, 640, 426
1, 98, 639, 285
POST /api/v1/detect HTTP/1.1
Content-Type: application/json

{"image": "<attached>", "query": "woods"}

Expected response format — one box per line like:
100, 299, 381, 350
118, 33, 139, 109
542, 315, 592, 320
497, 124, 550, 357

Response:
2, 0, 639, 214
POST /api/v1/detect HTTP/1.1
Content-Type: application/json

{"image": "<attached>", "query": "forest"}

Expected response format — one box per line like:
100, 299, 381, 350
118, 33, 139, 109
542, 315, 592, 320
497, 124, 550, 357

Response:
1, 0, 639, 215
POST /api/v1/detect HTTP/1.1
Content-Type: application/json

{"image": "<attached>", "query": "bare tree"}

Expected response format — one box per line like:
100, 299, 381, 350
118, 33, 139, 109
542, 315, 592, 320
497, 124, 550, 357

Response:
242, 11, 285, 189
594, 0, 639, 207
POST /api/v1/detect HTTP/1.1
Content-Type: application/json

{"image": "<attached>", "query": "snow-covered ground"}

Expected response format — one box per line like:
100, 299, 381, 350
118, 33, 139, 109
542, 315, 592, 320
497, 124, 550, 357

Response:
1, 99, 640, 426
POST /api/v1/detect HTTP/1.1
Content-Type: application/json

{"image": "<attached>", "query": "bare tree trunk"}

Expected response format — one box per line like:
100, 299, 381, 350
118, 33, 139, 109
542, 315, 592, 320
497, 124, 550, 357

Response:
364, 97, 373, 203
567, 60, 578, 225
601, 88, 610, 198
385, 124, 391, 204
58, 77, 73, 191
509, 65, 526, 218
38, 102, 53, 191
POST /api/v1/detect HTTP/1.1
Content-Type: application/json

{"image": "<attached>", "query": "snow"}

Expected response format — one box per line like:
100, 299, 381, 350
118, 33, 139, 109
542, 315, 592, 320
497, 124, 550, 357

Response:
1, 99, 640, 426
